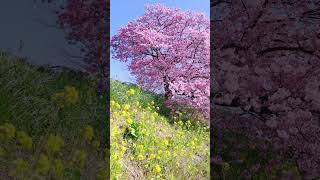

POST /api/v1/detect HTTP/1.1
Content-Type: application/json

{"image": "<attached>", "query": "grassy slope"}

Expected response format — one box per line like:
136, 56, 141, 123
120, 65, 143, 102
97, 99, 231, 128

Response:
0, 54, 108, 179
110, 80, 210, 179
212, 108, 302, 179
1, 53, 298, 179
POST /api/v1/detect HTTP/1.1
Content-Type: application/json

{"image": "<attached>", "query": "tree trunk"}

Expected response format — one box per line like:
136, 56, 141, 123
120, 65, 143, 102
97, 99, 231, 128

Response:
163, 76, 172, 100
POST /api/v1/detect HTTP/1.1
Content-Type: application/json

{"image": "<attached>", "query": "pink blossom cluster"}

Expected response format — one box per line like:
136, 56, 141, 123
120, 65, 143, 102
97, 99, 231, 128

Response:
57, 0, 108, 73
212, 0, 320, 178
111, 4, 210, 120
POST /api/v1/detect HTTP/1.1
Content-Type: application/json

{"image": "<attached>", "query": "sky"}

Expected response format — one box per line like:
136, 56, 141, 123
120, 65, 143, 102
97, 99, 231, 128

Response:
0, 0, 209, 80
110, 0, 210, 83
0, 0, 85, 70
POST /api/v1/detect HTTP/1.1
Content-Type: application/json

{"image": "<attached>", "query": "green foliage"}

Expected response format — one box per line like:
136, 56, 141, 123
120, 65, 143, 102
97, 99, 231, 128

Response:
111, 80, 171, 117
0, 122, 16, 140
0, 121, 108, 179
124, 120, 141, 140
92, 140, 100, 150
97, 169, 109, 180
0, 147, 5, 157
0, 54, 107, 140
51, 92, 66, 109
0, 55, 108, 179
212, 130, 302, 179
64, 167, 81, 180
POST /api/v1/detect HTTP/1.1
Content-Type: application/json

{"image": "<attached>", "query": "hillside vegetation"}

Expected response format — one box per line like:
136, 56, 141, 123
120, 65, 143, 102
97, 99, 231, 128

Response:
0, 54, 108, 179
110, 80, 210, 179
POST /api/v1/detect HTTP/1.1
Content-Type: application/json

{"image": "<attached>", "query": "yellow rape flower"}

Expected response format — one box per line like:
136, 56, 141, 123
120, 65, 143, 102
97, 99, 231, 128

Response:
9, 158, 30, 178
111, 154, 118, 160
222, 162, 230, 172
83, 125, 94, 142
123, 104, 130, 111
126, 89, 135, 96
163, 140, 169, 146
45, 135, 64, 155
149, 154, 156, 159
135, 101, 140, 106
16, 131, 32, 150
121, 146, 126, 152
72, 149, 87, 168
52, 159, 64, 179
153, 164, 161, 174
165, 150, 171, 156
36, 154, 50, 175
138, 145, 144, 150
137, 154, 144, 161
64, 86, 79, 106
127, 118, 133, 124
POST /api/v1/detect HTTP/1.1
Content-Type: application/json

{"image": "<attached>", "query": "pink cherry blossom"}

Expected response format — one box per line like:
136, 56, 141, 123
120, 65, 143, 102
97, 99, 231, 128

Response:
111, 4, 210, 121
56, 0, 107, 74
212, 0, 320, 178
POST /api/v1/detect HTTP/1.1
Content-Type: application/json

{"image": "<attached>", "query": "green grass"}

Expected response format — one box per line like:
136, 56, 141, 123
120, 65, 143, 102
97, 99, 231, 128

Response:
212, 128, 302, 179
110, 79, 210, 179
111, 80, 171, 117
0, 54, 108, 179
0, 53, 299, 179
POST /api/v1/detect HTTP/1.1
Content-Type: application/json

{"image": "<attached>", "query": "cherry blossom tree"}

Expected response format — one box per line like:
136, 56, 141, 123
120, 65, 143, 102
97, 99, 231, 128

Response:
212, 0, 320, 178
57, 0, 108, 76
111, 4, 210, 120
40, 0, 108, 92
